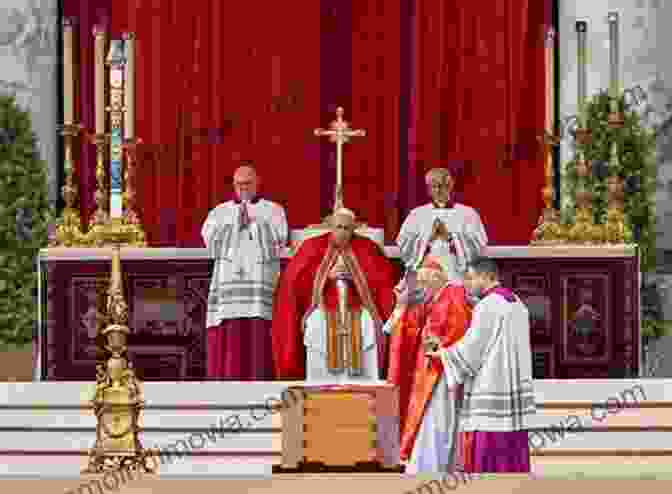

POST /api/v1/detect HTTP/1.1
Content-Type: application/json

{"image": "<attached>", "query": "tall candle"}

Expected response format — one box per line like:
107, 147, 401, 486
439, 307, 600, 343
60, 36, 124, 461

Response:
576, 21, 588, 126
93, 25, 106, 134
607, 12, 620, 112
62, 18, 74, 125
123, 33, 135, 139
545, 27, 555, 134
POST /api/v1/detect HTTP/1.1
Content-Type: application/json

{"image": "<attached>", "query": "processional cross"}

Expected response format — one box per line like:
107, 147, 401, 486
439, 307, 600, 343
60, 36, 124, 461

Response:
314, 107, 366, 211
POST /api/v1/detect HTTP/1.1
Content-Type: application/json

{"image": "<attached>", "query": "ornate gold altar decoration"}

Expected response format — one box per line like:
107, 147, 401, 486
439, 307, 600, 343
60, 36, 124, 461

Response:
51, 18, 87, 246
531, 131, 567, 244
602, 101, 631, 243
83, 246, 154, 474
52, 24, 146, 247
51, 122, 88, 246
86, 34, 146, 247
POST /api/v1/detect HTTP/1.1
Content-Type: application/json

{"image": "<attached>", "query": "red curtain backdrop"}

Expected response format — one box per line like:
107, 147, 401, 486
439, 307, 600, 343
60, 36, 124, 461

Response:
409, 0, 549, 245
103, 0, 548, 246
112, 0, 323, 246
63, 0, 112, 233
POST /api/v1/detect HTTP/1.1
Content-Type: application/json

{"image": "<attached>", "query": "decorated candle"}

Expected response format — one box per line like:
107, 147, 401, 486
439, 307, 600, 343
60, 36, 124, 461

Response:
123, 33, 135, 139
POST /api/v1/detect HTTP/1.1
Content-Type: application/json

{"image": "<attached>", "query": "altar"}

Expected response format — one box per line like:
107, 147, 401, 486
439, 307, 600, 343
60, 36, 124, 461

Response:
36, 244, 640, 381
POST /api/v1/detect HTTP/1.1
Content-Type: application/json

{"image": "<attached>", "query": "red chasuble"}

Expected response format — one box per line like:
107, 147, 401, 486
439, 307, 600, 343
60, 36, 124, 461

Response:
272, 233, 397, 380
386, 303, 428, 446
393, 284, 472, 461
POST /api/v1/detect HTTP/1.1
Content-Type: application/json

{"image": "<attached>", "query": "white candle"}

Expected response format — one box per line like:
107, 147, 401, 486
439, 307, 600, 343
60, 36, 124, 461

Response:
545, 27, 555, 134
576, 21, 587, 125
62, 19, 74, 125
608, 12, 619, 97
123, 33, 135, 139
93, 25, 106, 134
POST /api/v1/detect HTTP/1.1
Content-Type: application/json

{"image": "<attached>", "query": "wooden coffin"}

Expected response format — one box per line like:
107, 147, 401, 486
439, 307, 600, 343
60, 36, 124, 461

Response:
280, 384, 400, 469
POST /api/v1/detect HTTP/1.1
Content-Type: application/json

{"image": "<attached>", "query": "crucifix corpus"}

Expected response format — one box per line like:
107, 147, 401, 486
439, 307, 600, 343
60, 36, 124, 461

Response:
314, 107, 366, 211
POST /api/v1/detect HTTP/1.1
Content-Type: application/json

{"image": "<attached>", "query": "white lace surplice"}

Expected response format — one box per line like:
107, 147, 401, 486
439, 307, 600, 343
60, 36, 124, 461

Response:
201, 199, 287, 326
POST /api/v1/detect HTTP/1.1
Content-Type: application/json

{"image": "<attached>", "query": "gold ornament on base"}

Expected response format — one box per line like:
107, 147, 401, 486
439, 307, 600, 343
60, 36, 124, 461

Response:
51, 123, 88, 246
83, 245, 155, 474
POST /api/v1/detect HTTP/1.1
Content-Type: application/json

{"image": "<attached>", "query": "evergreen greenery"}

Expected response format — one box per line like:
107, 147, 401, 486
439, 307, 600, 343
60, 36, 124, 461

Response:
562, 90, 657, 271
0, 93, 54, 346
562, 90, 661, 338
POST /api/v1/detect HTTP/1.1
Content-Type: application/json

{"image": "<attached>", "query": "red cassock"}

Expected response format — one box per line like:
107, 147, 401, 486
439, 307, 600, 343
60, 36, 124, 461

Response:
272, 233, 397, 380
388, 284, 472, 461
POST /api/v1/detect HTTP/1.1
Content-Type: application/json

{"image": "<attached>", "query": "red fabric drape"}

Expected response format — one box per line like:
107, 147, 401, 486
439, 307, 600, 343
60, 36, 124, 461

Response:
410, 0, 548, 245
108, 0, 547, 246
349, 1, 403, 242
113, 0, 322, 246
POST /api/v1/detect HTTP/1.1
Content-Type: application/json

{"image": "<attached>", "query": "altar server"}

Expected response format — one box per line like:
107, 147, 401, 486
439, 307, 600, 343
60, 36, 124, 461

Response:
201, 165, 288, 380
397, 167, 487, 279
427, 257, 536, 473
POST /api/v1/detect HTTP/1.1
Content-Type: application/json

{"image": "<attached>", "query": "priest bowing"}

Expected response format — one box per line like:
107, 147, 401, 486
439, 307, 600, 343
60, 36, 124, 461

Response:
397, 167, 487, 279
272, 208, 396, 381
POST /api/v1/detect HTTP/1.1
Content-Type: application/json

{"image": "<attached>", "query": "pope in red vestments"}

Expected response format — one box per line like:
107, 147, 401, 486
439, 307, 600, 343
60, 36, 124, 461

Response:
272, 209, 397, 380
386, 257, 472, 462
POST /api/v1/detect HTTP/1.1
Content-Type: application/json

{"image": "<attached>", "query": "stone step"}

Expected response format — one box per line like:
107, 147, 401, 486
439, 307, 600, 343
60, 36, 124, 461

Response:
0, 455, 274, 477
3, 380, 671, 404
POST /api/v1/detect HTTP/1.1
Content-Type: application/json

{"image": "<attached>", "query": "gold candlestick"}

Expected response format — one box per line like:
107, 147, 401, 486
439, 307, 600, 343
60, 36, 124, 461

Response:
85, 132, 147, 247
531, 132, 567, 244
88, 133, 110, 232
84, 133, 147, 246
567, 157, 603, 243
603, 175, 630, 243
83, 245, 154, 474
51, 123, 88, 246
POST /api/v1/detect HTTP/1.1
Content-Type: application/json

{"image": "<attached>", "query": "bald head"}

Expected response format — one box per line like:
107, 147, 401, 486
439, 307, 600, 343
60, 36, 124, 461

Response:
329, 208, 357, 247
233, 165, 258, 201
425, 167, 454, 205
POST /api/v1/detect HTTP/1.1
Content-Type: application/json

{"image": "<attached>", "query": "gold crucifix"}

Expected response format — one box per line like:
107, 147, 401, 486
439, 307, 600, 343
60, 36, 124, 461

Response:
314, 107, 366, 211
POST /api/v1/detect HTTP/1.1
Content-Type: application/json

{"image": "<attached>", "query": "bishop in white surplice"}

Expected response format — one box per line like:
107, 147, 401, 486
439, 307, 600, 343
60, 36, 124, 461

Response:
201, 165, 288, 379
396, 167, 487, 279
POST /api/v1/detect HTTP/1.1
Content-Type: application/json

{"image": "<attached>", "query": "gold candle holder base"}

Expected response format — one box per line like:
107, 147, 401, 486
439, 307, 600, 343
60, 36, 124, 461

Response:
86, 217, 147, 247
567, 207, 603, 244
83, 246, 154, 475
531, 208, 569, 245
51, 123, 88, 247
